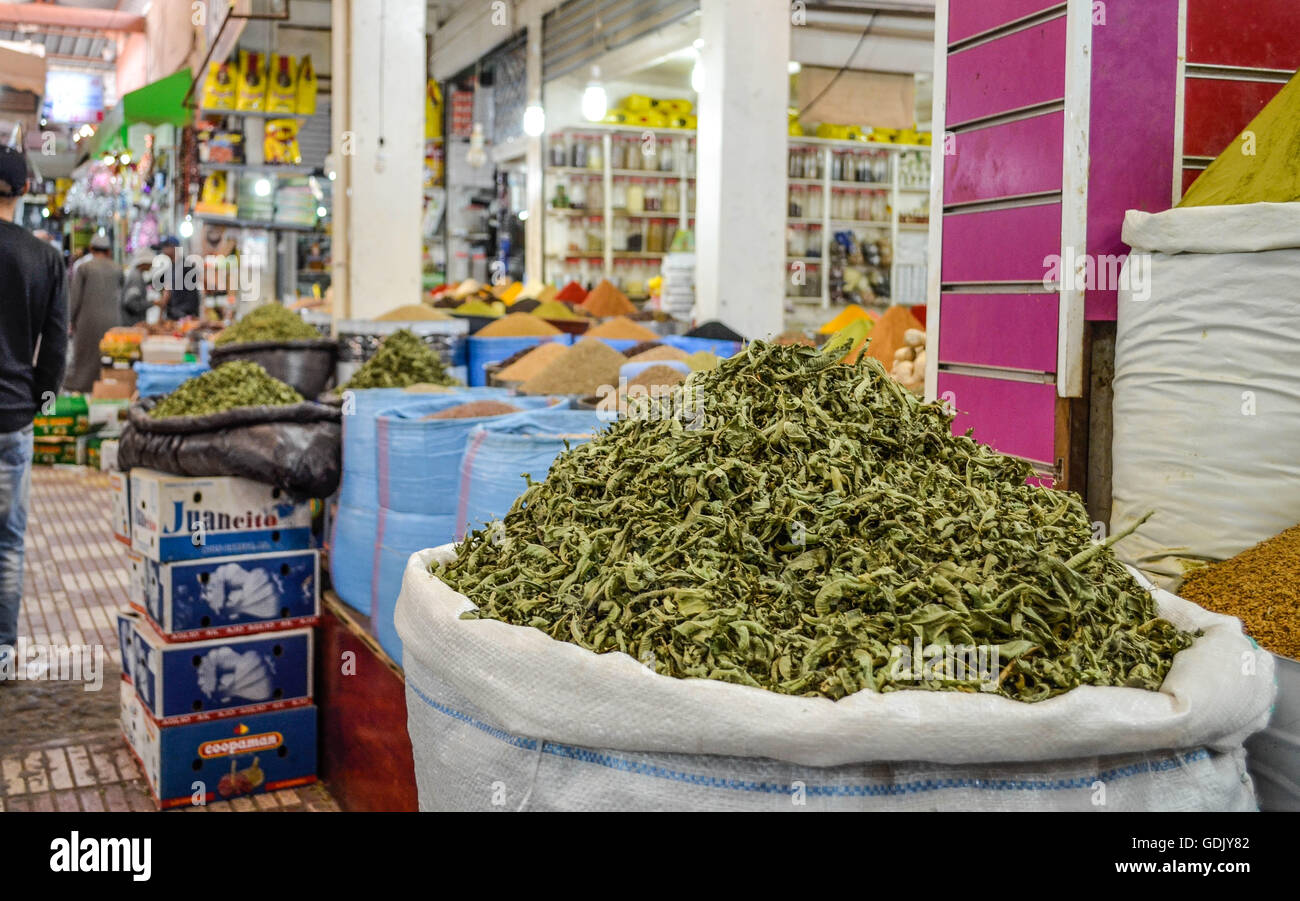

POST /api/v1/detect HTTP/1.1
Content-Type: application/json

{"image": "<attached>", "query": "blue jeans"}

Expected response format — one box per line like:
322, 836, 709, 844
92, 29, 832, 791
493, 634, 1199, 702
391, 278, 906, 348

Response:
0, 425, 33, 650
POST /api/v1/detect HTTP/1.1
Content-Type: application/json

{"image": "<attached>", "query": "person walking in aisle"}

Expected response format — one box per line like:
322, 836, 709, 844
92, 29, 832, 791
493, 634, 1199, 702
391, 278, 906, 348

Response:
152, 236, 201, 320
121, 249, 155, 325
0, 146, 67, 674
65, 234, 122, 392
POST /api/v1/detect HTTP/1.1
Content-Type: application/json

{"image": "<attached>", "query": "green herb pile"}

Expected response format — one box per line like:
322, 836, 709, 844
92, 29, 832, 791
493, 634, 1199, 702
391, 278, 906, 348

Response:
341, 329, 461, 390
150, 361, 303, 418
442, 341, 1196, 703
213, 304, 323, 346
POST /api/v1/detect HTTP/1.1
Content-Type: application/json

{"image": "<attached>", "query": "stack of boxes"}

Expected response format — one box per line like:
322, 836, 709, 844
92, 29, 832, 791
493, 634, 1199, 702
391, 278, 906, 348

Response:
113, 468, 320, 808
33, 392, 130, 469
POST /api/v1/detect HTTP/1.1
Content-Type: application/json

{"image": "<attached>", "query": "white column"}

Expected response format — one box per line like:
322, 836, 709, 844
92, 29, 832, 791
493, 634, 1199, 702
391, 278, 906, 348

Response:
524, 8, 544, 283
694, 0, 790, 340
334, 0, 426, 319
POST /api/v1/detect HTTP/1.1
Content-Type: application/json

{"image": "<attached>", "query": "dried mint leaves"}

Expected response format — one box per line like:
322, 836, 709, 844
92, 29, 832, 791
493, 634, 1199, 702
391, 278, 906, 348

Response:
150, 361, 303, 418
213, 303, 323, 346
341, 329, 461, 390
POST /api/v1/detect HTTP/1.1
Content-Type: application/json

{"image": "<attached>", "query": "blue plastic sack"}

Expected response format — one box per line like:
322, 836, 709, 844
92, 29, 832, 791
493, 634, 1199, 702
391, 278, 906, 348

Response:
466, 334, 571, 386
457, 410, 607, 539
375, 394, 565, 516
373, 508, 457, 662
133, 362, 209, 398
661, 335, 743, 358
329, 501, 378, 616
337, 388, 426, 510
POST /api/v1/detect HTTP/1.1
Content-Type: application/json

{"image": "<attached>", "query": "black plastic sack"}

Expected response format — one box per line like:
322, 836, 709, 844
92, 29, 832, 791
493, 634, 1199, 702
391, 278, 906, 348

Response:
117, 399, 342, 498
208, 339, 339, 399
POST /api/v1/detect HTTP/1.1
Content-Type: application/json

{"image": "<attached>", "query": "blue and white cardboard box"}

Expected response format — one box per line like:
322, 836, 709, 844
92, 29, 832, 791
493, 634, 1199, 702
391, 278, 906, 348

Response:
125, 548, 146, 613
142, 549, 320, 641
130, 617, 312, 724
108, 469, 130, 545
120, 679, 145, 759
130, 469, 313, 563
136, 704, 317, 808
116, 609, 143, 683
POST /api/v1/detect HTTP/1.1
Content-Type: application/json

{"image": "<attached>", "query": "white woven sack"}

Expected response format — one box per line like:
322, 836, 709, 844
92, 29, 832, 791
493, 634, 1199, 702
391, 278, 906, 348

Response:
396, 547, 1273, 811
1112, 202, 1300, 586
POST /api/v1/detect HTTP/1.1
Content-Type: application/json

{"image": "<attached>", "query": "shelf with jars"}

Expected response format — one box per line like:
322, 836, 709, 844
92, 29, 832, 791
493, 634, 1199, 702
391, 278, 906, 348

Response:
544, 125, 696, 293
784, 136, 932, 311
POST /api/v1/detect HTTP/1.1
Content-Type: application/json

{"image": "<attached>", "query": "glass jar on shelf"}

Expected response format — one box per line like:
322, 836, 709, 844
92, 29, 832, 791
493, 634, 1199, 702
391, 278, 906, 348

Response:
608, 136, 626, 170
647, 219, 666, 254
587, 135, 603, 170
550, 175, 569, 209
687, 181, 696, 212
874, 151, 889, 183
611, 178, 627, 210
624, 136, 644, 170
786, 223, 800, 257
549, 134, 567, 168
624, 259, 644, 296
613, 215, 629, 251
807, 183, 823, 220
807, 224, 822, 258
649, 180, 664, 212
585, 217, 603, 253
587, 177, 603, 213
685, 138, 696, 173
874, 192, 888, 222
789, 184, 804, 218
626, 178, 645, 214
659, 138, 675, 172
570, 134, 587, 169
570, 176, 586, 210
626, 216, 644, 251
830, 151, 843, 182
855, 190, 870, 222
565, 221, 582, 254
663, 179, 680, 214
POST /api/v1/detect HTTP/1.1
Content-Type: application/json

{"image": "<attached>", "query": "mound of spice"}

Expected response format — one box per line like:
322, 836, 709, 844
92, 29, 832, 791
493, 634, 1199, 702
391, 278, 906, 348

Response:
454, 299, 505, 318
684, 350, 721, 371
776, 329, 817, 347
554, 281, 588, 303
684, 320, 744, 341
214, 304, 322, 346
585, 316, 658, 341
376, 304, 452, 321
581, 279, 637, 317
476, 313, 563, 338
341, 329, 460, 390
424, 400, 522, 420
622, 341, 663, 357
1178, 524, 1300, 659
443, 341, 1197, 703
150, 361, 302, 418
532, 300, 589, 321
496, 341, 570, 382
625, 363, 687, 393
628, 345, 690, 365
863, 305, 924, 368
509, 298, 542, 314
518, 337, 628, 396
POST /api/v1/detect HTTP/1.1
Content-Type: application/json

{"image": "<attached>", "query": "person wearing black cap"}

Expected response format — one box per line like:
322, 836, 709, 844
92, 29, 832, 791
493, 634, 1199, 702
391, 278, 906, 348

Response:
66, 233, 123, 392
0, 145, 67, 671
151, 235, 201, 320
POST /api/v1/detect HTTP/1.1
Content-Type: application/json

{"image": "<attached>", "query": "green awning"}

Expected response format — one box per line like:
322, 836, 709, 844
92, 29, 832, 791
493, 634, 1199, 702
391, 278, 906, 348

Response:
90, 68, 192, 158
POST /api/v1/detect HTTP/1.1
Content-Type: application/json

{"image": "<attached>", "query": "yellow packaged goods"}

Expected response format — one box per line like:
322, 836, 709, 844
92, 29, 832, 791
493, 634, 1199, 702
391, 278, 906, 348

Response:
201, 61, 237, 111
235, 51, 267, 112
532, 300, 587, 321
585, 316, 658, 341
264, 119, 302, 165
425, 80, 443, 141
296, 55, 318, 116
818, 304, 875, 335
495, 341, 570, 382
519, 338, 628, 396
200, 171, 228, 207
454, 299, 505, 318
476, 313, 563, 337
266, 54, 298, 114
375, 304, 452, 321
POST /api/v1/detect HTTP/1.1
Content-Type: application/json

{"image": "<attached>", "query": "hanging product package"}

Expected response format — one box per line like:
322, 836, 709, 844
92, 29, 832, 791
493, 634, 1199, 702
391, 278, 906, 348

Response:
1111, 202, 1300, 587
264, 119, 302, 166
201, 60, 238, 111
266, 55, 298, 114
235, 50, 267, 112
296, 55, 318, 116
116, 398, 341, 499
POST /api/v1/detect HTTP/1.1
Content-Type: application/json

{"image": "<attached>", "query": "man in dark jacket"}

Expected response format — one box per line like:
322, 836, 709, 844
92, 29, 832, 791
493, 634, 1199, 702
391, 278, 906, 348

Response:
0, 146, 68, 672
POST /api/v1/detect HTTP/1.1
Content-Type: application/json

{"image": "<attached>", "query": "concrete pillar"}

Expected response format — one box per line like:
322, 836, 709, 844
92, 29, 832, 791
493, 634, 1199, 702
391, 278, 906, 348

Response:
333, 0, 426, 319
524, 8, 544, 283
694, 0, 789, 340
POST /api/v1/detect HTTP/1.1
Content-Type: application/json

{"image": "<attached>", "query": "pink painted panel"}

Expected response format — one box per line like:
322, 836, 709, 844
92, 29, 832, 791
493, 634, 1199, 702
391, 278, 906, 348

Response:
948, 0, 1064, 44
944, 111, 1064, 205
946, 18, 1067, 126
938, 293, 1058, 372
1026, 473, 1056, 489
1084, 0, 1179, 322
941, 203, 1061, 283
937, 373, 1057, 465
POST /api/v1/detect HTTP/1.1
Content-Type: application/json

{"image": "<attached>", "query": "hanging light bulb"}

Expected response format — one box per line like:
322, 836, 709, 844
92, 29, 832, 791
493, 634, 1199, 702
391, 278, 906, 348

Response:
581, 66, 607, 122
179, 216, 194, 239
522, 104, 546, 137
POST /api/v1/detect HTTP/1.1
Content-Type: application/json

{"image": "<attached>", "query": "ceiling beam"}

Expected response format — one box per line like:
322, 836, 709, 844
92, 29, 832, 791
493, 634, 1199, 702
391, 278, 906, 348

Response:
0, 5, 144, 34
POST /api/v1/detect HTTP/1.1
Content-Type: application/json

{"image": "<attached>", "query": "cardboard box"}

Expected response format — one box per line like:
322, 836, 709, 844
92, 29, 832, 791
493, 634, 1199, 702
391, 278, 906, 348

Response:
117, 608, 143, 682
120, 679, 146, 759
136, 704, 317, 809
129, 469, 313, 562
142, 549, 320, 640
99, 438, 119, 473
91, 380, 133, 401
126, 548, 146, 613
140, 337, 189, 365
108, 469, 131, 544
130, 617, 312, 724
33, 394, 90, 437
32, 437, 78, 465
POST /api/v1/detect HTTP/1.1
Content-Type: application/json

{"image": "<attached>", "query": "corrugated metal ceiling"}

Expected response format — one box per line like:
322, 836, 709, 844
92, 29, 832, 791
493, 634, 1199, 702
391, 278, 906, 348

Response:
0, 26, 112, 64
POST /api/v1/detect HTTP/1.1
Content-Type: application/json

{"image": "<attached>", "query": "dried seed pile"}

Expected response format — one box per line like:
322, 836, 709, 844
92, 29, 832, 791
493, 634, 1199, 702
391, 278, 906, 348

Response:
214, 304, 322, 346
496, 342, 570, 383
424, 400, 522, 420
341, 329, 460, 390
1178, 524, 1300, 659
442, 341, 1197, 703
150, 361, 302, 418
518, 337, 628, 397
626, 364, 687, 393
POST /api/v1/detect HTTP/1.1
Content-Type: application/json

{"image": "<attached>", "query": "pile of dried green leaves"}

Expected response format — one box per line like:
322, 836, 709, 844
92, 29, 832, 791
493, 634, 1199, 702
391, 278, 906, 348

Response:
441, 342, 1196, 702
150, 361, 303, 418
341, 329, 460, 390
213, 303, 323, 346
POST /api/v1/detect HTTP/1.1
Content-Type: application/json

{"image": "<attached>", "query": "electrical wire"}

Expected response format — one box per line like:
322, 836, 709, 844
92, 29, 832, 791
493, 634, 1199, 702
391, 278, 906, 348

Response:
797, 12, 879, 118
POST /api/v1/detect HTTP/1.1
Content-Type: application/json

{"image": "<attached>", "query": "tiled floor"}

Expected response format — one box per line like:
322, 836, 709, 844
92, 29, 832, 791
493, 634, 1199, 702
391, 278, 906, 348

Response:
0, 465, 338, 812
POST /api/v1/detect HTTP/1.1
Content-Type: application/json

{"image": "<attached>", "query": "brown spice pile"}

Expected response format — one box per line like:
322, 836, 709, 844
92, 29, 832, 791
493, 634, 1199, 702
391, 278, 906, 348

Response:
519, 337, 627, 396
496, 341, 570, 382
1179, 523, 1300, 659
424, 400, 522, 420
628, 345, 689, 365
585, 316, 659, 341
376, 304, 452, 321
626, 364, 687, 393
862, 305, 923, 367
580, 279, 637, 317
476, 313, 562, 337
622, 341, 663, 357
